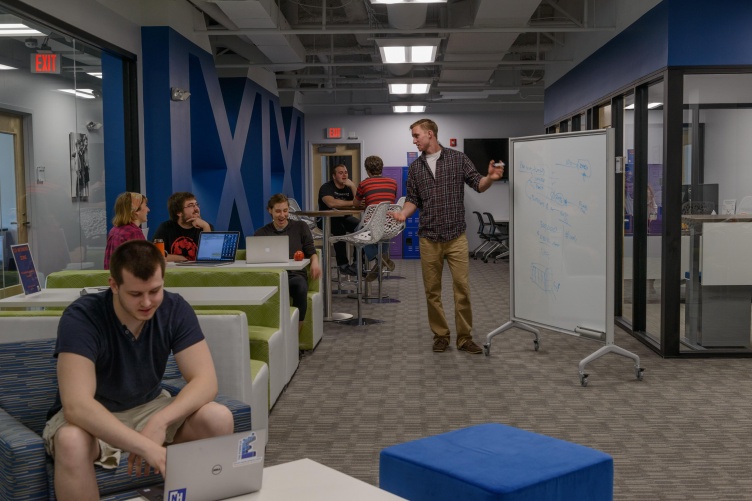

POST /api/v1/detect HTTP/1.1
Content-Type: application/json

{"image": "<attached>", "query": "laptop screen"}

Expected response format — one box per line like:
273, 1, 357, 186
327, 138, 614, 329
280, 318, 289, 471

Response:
195, 232, 239, 262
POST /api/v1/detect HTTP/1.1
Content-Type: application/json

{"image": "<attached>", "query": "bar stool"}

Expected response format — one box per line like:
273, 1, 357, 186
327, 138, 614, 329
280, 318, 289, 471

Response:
329, 202, 389, 326
364, 204, 405, 303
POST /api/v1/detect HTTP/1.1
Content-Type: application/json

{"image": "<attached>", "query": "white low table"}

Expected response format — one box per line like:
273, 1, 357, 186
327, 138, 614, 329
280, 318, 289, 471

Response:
0, 286, 278, 308
129, 458, 404, 501
226, 259, 309, 270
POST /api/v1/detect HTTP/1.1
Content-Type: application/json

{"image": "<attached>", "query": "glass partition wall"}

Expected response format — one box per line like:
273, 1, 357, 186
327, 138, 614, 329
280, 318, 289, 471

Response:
551, 70, 752, 357
680, 73, 752, 353
0, 5, 116, 294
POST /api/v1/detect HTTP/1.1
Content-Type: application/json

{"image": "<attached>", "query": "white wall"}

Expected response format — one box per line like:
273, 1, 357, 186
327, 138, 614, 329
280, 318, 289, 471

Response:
700, 108, 752, 207
304, 111, 544, 249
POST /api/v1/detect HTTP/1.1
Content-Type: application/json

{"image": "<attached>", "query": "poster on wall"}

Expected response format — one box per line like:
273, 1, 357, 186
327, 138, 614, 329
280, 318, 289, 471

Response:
69, 132, 90, 201
624, 149, 662, 235
11, 243, 41, 294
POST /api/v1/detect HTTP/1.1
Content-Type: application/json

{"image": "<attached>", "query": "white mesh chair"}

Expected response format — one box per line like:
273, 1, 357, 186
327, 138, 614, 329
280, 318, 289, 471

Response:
736, 196, 752, 214
365, 204, 406, 303
288, 198, 321, 238
329, 202, 389, 325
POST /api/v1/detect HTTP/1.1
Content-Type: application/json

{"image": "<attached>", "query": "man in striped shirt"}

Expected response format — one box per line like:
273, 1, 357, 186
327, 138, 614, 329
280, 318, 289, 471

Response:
356, 155, 398, 280
391, 119, 504, 354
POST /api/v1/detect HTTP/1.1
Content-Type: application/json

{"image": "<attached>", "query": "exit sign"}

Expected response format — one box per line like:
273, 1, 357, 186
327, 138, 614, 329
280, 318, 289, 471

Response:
326, 127, 342, 139
30, 53, 60, 74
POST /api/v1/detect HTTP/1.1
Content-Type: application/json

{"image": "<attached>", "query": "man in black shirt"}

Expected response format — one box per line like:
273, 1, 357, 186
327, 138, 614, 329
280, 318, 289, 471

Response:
42, 240, 233, 499
317, 164, 361, 276
153, 192, 214, 262
255, 194, 321, 331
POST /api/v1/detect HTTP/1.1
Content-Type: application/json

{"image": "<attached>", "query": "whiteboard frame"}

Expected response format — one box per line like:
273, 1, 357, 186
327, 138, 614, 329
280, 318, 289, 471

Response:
508, 129, 615, 343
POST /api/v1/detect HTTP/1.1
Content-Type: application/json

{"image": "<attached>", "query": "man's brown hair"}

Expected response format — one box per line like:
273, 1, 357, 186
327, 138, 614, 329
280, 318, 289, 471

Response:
109, 240, 166, 285
364, 156, 384, 176
410, 118, 438, 138
167, 192, 197, 222
267, 193, 289, 210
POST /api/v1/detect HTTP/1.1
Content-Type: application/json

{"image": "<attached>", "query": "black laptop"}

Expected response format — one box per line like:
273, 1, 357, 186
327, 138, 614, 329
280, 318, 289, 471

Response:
175, 231, 239, 266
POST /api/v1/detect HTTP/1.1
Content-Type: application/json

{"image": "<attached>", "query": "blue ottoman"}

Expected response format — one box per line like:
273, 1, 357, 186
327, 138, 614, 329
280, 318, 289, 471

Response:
379, 423, 613, 501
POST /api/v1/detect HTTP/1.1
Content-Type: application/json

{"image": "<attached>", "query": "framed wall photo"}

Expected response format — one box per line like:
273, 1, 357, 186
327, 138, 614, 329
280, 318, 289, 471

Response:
69, 132, 90, 201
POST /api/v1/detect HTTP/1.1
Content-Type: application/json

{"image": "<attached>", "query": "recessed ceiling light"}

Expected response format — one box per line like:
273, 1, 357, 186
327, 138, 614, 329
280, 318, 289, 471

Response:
376, 38, 441, 64
58, 88, 96, 99
0, 63, 17, 70
388, 82, 431, 95
624, 102, 662, 110
371, 0, 447, 4
393, 105, 426, 113
0, 23, 44, 36
87, 72, 103, 79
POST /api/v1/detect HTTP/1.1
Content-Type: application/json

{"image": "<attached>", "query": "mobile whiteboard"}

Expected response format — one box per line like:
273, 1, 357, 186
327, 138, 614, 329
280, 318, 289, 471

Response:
509, 129, 615, 337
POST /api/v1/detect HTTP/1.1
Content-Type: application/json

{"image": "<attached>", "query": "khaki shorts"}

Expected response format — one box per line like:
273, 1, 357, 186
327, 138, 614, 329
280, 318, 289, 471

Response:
42, 389, 186, 469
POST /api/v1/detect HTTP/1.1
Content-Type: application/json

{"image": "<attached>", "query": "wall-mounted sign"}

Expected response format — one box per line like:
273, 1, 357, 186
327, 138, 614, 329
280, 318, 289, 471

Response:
30, 53, 60, 74
326, 127, 342, 139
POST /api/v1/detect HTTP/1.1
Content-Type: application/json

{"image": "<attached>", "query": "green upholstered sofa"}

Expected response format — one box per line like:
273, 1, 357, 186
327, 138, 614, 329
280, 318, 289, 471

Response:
235, 249, 323, 352
45, 267, 291, 409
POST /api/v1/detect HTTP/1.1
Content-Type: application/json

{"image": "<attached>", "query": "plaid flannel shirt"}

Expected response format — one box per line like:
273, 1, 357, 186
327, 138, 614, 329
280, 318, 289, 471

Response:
406, 147, 483, 242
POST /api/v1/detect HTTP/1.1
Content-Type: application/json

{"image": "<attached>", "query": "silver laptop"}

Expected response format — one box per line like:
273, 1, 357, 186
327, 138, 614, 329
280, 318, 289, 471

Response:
175, 231, 239, 267
138, 430, 265, 501
245, 235, 290, 265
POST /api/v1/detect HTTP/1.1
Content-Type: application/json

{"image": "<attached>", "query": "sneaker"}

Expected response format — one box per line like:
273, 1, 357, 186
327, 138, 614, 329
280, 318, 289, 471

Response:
382, 256, 396, 272
457, 339, 483, 354
433, 337, 449, 352
339, 264, 357, 277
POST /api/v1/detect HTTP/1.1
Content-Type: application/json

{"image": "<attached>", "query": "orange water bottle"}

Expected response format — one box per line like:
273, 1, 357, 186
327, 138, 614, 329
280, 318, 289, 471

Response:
153, 238, 166, 256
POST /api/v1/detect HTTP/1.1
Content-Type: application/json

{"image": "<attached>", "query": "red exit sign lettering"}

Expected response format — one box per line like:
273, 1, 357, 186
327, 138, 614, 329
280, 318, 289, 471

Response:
30, 53, 60, 74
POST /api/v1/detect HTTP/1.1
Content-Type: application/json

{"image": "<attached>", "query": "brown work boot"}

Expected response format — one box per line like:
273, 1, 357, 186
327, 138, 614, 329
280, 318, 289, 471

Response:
365, 264, 380, 282
457, 339, 483, 354
433, 337, 449, 352
382, 256, 396, 272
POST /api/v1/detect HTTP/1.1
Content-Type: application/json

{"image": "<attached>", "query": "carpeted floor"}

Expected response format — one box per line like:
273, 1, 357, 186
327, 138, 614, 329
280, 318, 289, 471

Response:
264, 257, 752, 500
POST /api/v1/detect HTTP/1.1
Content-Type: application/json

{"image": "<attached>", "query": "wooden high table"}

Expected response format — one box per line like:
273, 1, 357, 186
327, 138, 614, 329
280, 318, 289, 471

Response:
296, 209, 361, 322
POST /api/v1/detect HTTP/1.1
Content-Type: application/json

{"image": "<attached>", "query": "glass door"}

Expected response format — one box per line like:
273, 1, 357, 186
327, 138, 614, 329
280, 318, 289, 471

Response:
0, 112, 28, 295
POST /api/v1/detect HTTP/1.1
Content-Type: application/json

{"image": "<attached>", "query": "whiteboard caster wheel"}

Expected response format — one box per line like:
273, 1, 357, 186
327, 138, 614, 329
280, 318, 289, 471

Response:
636, 367, 645, 381
483, 344, 490, 356
580, 374, 589, 387
533, 339, 540, 352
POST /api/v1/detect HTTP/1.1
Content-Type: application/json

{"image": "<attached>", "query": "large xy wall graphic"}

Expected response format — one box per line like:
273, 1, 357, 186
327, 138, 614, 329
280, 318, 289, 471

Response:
142, 27, 304, 238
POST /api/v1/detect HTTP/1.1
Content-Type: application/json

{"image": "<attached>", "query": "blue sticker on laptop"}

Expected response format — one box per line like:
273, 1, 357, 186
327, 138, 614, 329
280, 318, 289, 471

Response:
167, 488, 187, 501
236, 431, 263, 465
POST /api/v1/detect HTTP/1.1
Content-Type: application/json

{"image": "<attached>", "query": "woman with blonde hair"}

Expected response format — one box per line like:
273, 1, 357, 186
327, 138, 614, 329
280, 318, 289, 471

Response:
103, 192, 149, 269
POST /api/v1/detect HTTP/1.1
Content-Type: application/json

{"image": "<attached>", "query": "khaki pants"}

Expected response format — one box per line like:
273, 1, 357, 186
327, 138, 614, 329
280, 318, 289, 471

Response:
43, 390, 185, 469
419, 234, 473, 345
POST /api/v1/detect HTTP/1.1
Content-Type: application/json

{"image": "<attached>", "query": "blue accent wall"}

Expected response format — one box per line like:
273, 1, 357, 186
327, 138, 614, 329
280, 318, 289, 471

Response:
545, 0, 752, 125
667, 0, 752, 66
141, 27, 305, 238
101, 51, 126, 228
544, 2, 668, 124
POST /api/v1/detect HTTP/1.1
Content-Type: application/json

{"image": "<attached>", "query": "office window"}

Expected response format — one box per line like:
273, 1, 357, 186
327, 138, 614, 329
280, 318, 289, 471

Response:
681, 72, 752, 352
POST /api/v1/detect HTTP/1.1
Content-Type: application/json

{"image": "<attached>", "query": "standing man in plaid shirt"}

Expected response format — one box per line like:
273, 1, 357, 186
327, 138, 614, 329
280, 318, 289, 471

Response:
391, 119, 504, 354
